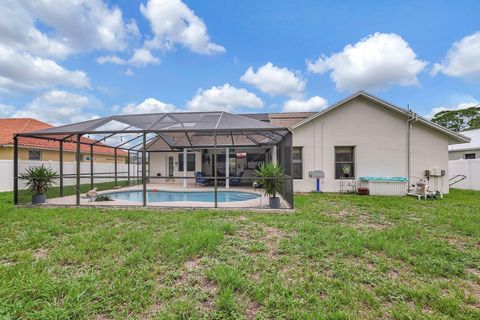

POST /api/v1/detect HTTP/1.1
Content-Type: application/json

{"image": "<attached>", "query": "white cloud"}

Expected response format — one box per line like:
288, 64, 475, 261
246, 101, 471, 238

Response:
425, 100, 479, 119
282, 96, 328, 112
0, 45, 90, 93
187, 84, 263, 112
13, 90, 99, 125
307, 33, 427, 92
125, 69, 135, 77
241, 62, 306, 97
0, 1, 72, 59
140, 0, 225, 56
18, 0, 139, 53
96, 50, 161, 68
0, 103, 15, 117
128, 48, 160, 67
121, 98, 177, 114
96, 55, 126, 65
431, 32, 480, 80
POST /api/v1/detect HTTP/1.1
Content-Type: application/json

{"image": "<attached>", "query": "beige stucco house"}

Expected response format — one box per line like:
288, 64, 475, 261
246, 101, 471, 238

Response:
0, 118, 127, 164
290, 92, 469, 194
148, 92, 469, 195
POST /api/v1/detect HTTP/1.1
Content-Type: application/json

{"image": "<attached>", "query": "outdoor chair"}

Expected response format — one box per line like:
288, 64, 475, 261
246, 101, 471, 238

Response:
195, 171, 208, 187
229, 171, 244, 186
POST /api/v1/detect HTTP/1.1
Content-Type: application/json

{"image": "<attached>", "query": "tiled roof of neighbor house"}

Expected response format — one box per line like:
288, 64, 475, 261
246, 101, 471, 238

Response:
242, 112, 316, 127
0, 118, 126, 155
449, 128, 480, 151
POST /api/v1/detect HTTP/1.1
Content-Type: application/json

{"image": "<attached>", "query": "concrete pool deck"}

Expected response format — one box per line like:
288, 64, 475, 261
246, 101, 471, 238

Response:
46, 184, 290, 209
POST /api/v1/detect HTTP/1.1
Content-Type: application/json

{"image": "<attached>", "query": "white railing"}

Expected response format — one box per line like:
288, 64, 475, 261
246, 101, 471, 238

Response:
0, 160, 138, 192
448, 159, 480, 190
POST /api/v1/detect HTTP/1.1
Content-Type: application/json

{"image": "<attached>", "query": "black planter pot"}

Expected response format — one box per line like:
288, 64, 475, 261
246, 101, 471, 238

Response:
269, 197, 280, 209
32, 194, 46, 205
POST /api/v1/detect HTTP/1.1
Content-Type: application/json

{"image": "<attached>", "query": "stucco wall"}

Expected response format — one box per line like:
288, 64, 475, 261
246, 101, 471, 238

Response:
411, 122, 449, 193
291, 96, 450, 193
0, 146, 126, 164
150, 151, 202, 184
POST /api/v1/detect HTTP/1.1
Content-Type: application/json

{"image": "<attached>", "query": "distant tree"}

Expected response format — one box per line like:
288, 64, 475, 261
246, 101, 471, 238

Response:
431, 106, 480, 132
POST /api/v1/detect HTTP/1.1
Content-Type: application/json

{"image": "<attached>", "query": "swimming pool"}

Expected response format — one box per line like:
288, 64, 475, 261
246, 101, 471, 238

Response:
106, 190, 260, 203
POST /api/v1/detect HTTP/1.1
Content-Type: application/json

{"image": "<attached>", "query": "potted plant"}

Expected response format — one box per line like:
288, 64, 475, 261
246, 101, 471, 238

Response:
342, 164, 352, 178
255, 162, 284, 209
20, 165, 58, 204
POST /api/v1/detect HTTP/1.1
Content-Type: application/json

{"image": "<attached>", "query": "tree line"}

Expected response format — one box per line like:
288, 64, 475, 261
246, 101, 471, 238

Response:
431, 105, 480, 132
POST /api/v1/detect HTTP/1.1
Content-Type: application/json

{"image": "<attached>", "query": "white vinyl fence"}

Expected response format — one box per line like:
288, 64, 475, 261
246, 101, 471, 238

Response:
0, 160, 138, 192
448, 159, 480, 190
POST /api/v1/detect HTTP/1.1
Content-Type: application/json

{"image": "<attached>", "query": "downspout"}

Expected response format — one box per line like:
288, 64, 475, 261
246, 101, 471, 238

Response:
313, 120, 326, 169
407, 111, 418, 187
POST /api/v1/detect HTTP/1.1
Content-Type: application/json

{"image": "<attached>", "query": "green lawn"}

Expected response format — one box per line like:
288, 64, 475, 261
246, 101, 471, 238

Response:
0, 190, 479, 319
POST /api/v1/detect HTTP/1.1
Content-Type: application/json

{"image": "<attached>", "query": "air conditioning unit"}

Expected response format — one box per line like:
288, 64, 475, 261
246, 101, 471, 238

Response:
426, 167, 445, 177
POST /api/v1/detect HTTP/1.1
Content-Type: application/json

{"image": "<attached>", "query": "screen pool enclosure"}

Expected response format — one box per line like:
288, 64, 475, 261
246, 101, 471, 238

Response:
13, 111, 294, 208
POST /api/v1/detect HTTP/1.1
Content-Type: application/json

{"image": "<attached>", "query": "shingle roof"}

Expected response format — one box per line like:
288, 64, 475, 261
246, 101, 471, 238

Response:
242, 112, 316, 127
0, 118, 126, 155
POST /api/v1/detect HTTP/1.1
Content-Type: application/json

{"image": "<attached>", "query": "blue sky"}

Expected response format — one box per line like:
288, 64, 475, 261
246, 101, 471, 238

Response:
0, 0, 479, 125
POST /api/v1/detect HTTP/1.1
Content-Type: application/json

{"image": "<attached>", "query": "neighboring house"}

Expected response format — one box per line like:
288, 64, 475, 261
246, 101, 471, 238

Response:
448, 128, 480, 160
148, 91, 469, 194
0, 118, 127, 163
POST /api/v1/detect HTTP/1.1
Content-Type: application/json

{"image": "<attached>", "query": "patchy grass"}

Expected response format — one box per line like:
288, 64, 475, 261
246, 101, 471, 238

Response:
16, 180, 140, 205
0, 189, 479, 319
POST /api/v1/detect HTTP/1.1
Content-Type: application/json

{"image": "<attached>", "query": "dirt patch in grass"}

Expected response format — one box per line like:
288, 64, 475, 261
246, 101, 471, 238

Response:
185, 257, 202, 272
335, 209, 392, 230
33, 248, 47, 260
262, 226, 285, 258
467, 267, 480, 278
245, 298, 261, 320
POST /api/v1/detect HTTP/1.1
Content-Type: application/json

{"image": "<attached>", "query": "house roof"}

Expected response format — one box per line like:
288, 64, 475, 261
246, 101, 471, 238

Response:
449, 128, 480, 151
290, 91, 470, 144
242, 112, 316, 127
0, 118, 126, 155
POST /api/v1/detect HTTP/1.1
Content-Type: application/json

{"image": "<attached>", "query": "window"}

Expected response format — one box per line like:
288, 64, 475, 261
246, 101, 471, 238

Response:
292, 147, 303, 179
335, 146, 355, 179
179, 153, 196, 171
464, 153, 476, 159
28, 149, 41, 161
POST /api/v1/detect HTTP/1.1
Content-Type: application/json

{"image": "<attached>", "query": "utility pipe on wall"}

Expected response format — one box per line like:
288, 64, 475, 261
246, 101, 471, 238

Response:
407, 112, 418, 187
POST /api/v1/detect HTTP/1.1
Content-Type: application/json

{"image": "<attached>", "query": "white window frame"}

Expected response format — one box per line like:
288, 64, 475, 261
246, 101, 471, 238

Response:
334, 146, 356, 180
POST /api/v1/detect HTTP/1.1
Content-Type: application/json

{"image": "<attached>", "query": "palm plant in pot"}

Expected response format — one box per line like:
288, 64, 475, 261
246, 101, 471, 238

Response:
255, 162, 284, 209
20, 165, 58, 204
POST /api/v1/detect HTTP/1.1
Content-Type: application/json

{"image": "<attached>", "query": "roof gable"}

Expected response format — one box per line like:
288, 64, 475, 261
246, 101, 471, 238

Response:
0, 118, 51, 145
291, 91, 470, 144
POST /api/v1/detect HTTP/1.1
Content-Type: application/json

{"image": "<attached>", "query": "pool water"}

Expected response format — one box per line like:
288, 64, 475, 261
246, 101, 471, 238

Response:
106, 190, 260, 203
